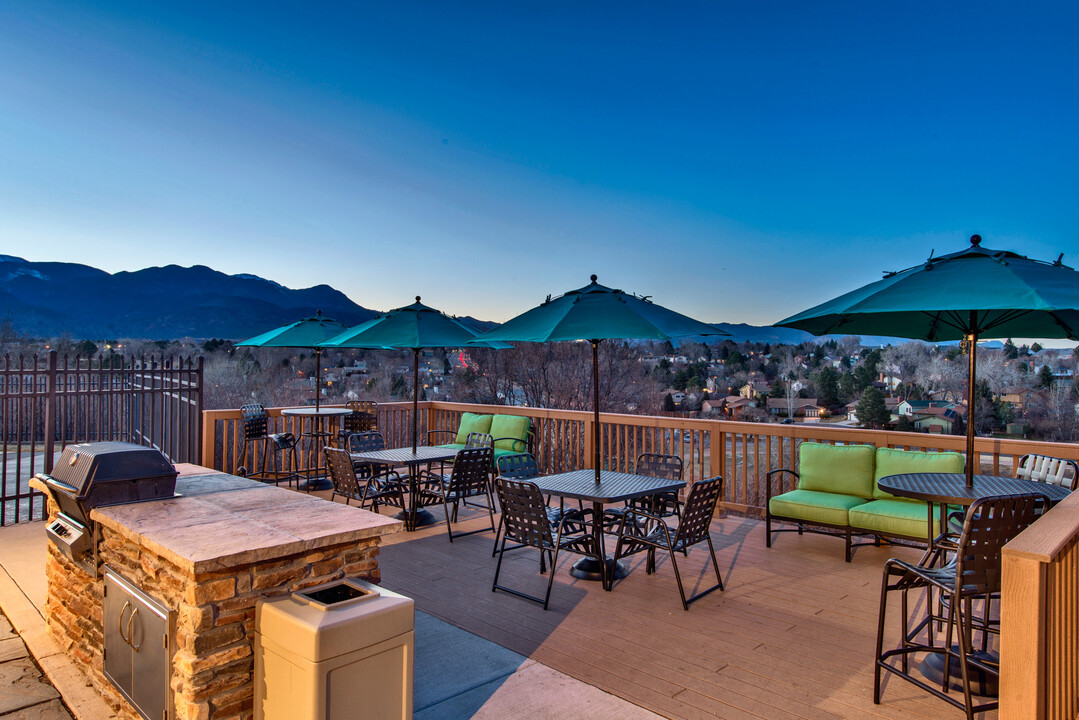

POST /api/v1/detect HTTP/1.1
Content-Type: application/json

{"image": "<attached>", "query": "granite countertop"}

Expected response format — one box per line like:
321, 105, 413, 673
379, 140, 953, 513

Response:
87, 465, 401, 574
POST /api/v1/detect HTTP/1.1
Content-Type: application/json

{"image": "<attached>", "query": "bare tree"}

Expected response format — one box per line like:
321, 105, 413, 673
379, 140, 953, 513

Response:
881, 343, 931, 398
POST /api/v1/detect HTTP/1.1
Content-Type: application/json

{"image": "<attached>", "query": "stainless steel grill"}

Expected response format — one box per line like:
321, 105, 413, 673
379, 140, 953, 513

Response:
38, 441, 177, 576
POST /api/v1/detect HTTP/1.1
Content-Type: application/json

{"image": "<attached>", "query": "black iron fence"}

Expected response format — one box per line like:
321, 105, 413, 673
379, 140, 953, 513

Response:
0, 351, 203, 524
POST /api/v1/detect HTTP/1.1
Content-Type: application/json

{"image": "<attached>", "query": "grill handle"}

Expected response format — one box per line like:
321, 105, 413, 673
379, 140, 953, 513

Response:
40, 474, 80, 496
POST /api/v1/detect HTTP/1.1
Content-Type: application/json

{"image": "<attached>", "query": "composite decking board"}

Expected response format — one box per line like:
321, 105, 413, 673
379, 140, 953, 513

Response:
368, 503, 994, 719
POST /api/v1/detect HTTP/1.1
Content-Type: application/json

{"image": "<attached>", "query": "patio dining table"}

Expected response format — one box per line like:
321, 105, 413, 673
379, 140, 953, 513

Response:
348, 445, 460, 530
530, 469, 686, 591
281, 406, 352, 491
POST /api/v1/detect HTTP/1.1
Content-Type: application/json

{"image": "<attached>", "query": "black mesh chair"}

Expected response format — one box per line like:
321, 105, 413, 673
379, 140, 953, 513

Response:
346, 431, 393, 478
336, 400, 378, 445
874, 492, 1048, 719
491, 453, 583, 557
492, 477, 602, 610
604, 453, 684, 532
414, 446, 497, 541
612, 475, 726, 610
238, 403, 297, 486
323, 446, 406, 514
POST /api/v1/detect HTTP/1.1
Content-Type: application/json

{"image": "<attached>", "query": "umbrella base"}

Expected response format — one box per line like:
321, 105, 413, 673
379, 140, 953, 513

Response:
570, 556, 629, 583
296, 476, 333, 492
394, 508, 438, 529
918, 648, 998, 697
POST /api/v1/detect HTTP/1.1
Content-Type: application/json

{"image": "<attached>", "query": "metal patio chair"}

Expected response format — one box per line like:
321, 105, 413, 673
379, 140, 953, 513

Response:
612, 475, 726, 610
237, 403, 298, 486
874, 492, 1048, 719
323, 446, 406, 514
414, 446, 497, 542
491, 453, 584, 557
604, 452, 684, 531
492, 476, 602, 610
336, 400, 378, 445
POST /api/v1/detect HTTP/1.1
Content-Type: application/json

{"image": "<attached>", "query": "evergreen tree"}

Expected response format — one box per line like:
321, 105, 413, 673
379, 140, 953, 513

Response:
1002, 338, 1019, 360
1038, 365, 1054, 388
815, 366, 839, 408
856, 387, 890, 429
663, 393, 676, 411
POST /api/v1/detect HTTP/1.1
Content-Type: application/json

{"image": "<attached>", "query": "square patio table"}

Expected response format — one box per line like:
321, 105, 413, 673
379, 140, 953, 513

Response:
530, 469, 686, 591
349, 446, 460, 530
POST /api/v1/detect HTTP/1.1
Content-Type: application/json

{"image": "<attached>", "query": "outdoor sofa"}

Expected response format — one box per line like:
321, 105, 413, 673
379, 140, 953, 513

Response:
429, 411, 533, 463
765, 442, 964, 561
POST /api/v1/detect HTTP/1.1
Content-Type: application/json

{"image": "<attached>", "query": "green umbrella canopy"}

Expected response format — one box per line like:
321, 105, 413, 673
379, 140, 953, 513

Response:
476, 275, 728, 482
476, 275, 727, 342
320, 298, 490, 349
236, 311, 351, 410
775, 237, 1079, 342
775, 235, 1079, 487
236, 310, 351, 348
320, 297, 509, 451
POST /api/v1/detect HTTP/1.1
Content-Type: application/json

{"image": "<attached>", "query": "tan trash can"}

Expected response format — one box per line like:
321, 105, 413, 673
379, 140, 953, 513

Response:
254, 578, 415, 720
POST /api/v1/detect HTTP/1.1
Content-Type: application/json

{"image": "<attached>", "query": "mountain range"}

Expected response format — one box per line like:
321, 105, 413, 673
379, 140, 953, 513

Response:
0, 255, 920, 345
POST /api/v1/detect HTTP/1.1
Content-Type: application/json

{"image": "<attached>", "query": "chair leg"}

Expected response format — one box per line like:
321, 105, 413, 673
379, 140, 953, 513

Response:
491, 515, 504, 557
765, 515, 772, 547
705, 536, 725, 592
873, 564, 891, 704
667, 544, 689, 611
845, 528, 852, 562
492, 536, 508, 591
543, 546, 560, 610
442, 496, 454, 541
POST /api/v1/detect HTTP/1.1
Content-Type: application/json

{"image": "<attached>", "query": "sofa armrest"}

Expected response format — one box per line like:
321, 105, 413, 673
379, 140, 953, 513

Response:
493, 436, 528, 452
427, 429, 456, 444
766, 468, 798, 501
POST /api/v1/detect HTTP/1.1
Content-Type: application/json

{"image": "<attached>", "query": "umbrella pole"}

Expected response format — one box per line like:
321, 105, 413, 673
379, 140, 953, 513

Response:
592, 340, 601, 483
412, 348, 420, 454
965, 319, 978, 488
314, 348, 322, 411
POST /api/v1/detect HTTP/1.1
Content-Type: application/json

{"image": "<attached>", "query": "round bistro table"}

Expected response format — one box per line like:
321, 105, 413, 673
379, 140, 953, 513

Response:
280, 407, 352, 491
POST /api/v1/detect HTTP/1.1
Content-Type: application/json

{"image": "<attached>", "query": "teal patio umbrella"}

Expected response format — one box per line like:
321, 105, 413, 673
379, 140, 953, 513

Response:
475, 275, 728, 482
776, 235, 1079, 486
321, 297, 509, 452
236, 310, 350, 410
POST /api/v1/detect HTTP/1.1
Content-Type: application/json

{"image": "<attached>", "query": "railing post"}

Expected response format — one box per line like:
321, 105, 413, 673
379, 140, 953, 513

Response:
195, 356, 204, 465
201, 411, 216, 469
43, 350, 57, 474
1000, 552, 1047, 719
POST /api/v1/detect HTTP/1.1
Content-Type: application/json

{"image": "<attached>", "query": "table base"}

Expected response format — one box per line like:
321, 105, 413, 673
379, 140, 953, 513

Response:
394, 508, 438, 529
570, 556, 629, 583
918, 648, 998, 697
297, 476, 333, 492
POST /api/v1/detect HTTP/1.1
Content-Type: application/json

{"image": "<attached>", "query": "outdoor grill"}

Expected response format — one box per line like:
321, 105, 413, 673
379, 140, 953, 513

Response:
38, 441, 177, 576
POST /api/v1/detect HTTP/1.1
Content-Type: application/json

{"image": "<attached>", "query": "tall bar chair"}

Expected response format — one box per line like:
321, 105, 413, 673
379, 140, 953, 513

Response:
238, 403, 297, 486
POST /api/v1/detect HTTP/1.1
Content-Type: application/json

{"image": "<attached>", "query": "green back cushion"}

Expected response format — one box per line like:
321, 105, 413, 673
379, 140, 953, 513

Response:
455, 413, 493, 444
873, 447, 965, 499
797, 442, 876, 498
490, 415, 531, 452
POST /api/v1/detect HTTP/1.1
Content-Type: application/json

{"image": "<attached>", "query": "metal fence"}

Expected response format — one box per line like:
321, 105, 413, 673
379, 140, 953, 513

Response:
0, 351, 203, 524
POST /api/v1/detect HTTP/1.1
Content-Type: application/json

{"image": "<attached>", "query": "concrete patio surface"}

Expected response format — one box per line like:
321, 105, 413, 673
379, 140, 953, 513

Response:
0, 520, 659, 720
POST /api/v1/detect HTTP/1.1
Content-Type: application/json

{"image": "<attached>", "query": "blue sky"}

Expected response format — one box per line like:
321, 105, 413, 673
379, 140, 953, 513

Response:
2, 2, 1078, 325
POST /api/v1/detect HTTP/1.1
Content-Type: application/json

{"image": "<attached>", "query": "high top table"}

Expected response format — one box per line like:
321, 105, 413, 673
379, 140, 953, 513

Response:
280, 406, 352, 491
349, 446, 460, 530
531, 469, 686, 591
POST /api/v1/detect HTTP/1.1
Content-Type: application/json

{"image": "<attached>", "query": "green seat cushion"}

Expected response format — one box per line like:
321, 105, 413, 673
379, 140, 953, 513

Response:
769, 489, 869, 526
455, 413, 493, 444
848, 499, 942, 538
436, 443, 469, 453
493, 447, 526, 462
796, 443, 876, 498
873, 448, 965, 499
490, 415, 530, 452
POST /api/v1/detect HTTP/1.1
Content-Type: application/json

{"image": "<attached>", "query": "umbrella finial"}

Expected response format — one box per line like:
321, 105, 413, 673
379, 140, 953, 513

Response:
590, 274, 598, 283
1055, 253, 1064, 267
970, 234, 982, 247
416, 296, 421, 303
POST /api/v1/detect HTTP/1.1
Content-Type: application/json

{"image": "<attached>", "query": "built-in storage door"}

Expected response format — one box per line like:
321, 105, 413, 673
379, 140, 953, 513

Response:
103, 568, 173, 720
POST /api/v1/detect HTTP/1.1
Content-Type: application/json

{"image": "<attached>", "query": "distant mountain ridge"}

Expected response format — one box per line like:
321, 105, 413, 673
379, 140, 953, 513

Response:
0, 256, 379, 340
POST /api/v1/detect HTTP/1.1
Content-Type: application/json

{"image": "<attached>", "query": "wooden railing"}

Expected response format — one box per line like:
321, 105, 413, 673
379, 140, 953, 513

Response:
1001, 490, 1079, 720
202, 400, 1079, 516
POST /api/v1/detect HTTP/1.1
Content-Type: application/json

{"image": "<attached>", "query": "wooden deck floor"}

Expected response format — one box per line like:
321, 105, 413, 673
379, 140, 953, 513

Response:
353, 498, 995, 720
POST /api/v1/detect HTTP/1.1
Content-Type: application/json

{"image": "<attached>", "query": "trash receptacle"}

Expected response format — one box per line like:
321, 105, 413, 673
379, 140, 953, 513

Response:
254, 578, 414, 720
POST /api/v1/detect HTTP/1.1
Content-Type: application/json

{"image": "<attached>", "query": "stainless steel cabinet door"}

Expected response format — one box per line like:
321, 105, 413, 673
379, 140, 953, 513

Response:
103, 569, 173, 720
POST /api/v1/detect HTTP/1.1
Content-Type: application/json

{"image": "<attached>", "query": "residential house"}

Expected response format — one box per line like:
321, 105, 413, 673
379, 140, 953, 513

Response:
766, 398, 822, 419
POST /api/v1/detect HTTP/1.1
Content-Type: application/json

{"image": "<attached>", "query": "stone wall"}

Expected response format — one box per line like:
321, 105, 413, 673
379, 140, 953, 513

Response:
43, 499, 384, 720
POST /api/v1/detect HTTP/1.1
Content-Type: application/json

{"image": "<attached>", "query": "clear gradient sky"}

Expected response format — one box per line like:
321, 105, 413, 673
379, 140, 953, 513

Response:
2, 2, 1078, 325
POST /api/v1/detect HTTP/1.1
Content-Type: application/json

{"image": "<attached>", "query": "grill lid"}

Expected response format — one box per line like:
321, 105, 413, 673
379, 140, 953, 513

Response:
49, 442, 176, 499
